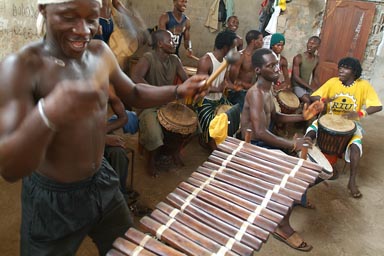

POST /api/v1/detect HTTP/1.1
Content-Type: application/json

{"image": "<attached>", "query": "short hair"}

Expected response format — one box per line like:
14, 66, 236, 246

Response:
151, 29, 169, 49
245, 30, 262, 45
252, 48, 273, 68
227, 16, 238, 22
338, 57, 362, 79
308, 36, 321, 44
214, 30, 237, 50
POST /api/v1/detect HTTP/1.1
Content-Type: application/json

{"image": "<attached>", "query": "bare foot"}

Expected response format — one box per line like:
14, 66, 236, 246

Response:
172, 153, 185, 167
348, 184, 362, 198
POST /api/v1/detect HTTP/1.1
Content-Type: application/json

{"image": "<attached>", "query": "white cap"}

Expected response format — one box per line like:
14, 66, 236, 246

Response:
36, 0, 102, 37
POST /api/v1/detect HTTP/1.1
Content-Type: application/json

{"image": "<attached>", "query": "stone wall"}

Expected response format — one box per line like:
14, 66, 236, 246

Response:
0, 0, 39, 59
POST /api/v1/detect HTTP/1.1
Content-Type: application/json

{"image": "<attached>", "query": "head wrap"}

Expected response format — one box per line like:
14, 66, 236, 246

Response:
36, 0, 102, 37
270, 33, 285, 48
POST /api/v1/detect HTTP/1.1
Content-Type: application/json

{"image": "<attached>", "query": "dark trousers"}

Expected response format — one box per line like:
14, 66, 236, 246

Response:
21, 159, 133, 256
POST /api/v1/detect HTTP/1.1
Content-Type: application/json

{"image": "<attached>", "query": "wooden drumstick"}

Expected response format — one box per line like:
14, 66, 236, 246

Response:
244, 129, 252, 143
301, 143, 309, 160
156, 202, 254, 256
188, 55, 200, 61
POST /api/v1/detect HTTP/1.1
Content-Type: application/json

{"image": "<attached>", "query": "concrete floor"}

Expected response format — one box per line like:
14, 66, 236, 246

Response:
1, 116, 383, 256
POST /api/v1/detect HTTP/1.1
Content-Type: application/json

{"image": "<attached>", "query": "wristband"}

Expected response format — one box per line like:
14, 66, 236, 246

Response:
358, 110, 367, 118
38, 98, 57, 131
321, 98, 326, 103
174, 85, 180, 100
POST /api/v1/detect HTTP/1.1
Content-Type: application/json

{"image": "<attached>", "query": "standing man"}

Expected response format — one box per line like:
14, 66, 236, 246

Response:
306, 57, 382, 198
196, 30, 238, 151
228, 29, 264, 109
241, 48, 323, 252
0, 0, 207, 254
159, 0, 193, 58
131, 29, 188, 176
94, 0, 148, 44
292, 36, 321, 105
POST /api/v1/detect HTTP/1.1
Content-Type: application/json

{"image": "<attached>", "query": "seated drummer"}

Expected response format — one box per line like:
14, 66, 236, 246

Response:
305, 57, 382, 198
131, 29, 188, 176
240, 48, 323, 252
196, 30, 238, 151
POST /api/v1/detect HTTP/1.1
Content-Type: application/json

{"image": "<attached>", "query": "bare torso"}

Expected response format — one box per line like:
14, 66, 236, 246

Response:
241, 85, 274, 140
28, 42, 110, 182
237, 51, 255, 85
100, 0, 113, 19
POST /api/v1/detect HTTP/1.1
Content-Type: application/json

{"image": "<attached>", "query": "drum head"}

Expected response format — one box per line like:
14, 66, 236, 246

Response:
184, 66, 197, 77
319, 114, 356, 133
307, 146, 333, 179
158, 102, 198, 135
277, 90, 300, 109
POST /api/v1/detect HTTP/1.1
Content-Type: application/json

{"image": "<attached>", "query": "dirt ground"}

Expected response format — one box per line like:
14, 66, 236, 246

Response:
0, 116, 383, 256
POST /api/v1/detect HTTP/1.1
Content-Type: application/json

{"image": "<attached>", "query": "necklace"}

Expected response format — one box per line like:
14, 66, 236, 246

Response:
50, 56, 66, 67
342, 80, 355, 87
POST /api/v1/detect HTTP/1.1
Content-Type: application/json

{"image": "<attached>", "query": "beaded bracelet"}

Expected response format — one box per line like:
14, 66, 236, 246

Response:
358, 110, 367, 118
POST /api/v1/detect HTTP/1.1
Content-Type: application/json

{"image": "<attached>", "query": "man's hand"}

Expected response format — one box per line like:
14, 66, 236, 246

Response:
294, 136, 313, 152
105, 134, 126, 148
302, 100, 324, 120
178, 74, 209, 102
43, 79, 107, 130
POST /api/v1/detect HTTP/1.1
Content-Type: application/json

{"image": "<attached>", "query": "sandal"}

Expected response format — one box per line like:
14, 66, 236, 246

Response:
273, 228, 313, 252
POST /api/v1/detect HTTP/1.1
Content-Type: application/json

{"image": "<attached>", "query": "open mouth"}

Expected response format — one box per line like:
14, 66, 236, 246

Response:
69, 39, 90, 51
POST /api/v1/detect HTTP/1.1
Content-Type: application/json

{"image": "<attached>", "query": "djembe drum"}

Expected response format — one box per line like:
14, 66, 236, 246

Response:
157, 102, 198, 154
183, 66, 197, 77
317, 114, 356, 156
275, 90, 300, 114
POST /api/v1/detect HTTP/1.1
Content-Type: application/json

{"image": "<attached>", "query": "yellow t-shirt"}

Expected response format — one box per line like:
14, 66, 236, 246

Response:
312, 77, 382, 115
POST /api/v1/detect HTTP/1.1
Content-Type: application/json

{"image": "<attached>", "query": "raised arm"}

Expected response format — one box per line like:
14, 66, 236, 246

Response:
183, 18, 193, 57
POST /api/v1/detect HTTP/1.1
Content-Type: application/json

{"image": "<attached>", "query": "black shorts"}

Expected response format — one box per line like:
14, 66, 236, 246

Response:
21, 158, 132, 256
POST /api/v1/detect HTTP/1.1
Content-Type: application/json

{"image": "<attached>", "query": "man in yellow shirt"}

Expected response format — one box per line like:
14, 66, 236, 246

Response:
306, 57, 382, 198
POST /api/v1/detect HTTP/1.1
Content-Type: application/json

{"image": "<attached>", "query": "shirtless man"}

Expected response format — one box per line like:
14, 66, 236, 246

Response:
241, 48, 323, 252
292, 36, 321, 105
158, 0, 193, 57
94, 0, 147, 44
225, 16, 243, 51
228, 30, 263, 109
0, 0, 207, 254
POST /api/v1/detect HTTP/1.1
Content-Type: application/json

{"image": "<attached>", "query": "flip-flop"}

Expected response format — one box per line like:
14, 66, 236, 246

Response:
273, 230, 313, 252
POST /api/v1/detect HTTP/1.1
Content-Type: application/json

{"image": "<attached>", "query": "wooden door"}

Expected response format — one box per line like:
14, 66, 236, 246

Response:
317, 0, 375, 85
